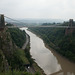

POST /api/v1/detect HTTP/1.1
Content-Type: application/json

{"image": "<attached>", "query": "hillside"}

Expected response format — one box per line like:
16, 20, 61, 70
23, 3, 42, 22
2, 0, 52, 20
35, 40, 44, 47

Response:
0, 27, 31, 74
8, 28, 26, 48
28, 26, 75, 62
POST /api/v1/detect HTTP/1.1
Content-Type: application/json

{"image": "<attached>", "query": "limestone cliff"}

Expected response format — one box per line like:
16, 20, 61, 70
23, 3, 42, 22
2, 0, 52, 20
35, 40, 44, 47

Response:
0, 27, 17, 71
0, 27, 23, 72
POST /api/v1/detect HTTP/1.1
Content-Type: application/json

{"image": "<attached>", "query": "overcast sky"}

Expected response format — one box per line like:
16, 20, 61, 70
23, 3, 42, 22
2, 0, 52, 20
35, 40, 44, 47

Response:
0, 0, 75, 20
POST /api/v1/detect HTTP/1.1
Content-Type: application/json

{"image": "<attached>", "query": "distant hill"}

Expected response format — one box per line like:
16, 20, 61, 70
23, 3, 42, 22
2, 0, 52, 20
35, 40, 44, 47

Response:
5, 18, 64, 26
19, 18, 64, 23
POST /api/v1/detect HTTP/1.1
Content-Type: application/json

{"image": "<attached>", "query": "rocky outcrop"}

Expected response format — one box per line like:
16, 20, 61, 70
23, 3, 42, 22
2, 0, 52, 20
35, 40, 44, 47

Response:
0, 27, 17, 72
0, 27, 17, 55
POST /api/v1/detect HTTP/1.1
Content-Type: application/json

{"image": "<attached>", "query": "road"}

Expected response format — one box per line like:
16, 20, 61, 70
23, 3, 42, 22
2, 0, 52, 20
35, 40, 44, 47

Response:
22, 34, 29, 50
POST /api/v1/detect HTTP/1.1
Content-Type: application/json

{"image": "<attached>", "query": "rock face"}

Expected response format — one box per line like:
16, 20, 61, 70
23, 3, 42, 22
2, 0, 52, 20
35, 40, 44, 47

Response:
0, 27, 17, 54
0, 27, 17, 72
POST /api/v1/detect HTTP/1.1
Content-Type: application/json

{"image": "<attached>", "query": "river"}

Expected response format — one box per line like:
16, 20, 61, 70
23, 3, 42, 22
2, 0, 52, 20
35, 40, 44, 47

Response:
21, 27, 75, 75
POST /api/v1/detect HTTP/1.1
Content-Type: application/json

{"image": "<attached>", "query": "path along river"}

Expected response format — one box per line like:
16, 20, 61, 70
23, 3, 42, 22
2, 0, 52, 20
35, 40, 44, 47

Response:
21, 27, 75, 75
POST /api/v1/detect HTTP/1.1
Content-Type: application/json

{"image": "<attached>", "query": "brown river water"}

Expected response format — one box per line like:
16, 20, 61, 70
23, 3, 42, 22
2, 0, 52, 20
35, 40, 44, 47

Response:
21, 28, 75, 75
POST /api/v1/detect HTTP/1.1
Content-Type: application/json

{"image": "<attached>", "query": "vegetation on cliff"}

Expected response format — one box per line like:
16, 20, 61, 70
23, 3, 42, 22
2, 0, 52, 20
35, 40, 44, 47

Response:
8, 28, 26, 48
0, 27, 29, 74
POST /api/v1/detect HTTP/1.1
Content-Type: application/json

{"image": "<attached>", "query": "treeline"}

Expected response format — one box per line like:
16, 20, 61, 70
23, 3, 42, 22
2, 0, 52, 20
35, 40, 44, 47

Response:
29, 27, 75, 62
42, 22, 56, 25
42, 21, 75, 26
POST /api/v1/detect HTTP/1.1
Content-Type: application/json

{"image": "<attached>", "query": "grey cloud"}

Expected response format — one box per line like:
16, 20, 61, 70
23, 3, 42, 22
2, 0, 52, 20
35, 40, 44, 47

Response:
0, 0, 75, 20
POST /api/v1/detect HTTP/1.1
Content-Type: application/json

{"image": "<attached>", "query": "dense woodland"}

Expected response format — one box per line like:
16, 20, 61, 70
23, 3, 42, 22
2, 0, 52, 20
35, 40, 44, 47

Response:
8, 28, 26, 48
29, 26, 75, 62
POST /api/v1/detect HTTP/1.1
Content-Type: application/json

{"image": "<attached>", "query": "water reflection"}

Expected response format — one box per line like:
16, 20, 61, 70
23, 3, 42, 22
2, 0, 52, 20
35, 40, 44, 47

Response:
50, 49, 75, 75
21, 28, 75, 75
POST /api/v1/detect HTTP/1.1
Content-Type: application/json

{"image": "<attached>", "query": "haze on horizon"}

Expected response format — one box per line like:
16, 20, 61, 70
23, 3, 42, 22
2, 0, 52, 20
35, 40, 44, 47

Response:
0, 0, 75, 20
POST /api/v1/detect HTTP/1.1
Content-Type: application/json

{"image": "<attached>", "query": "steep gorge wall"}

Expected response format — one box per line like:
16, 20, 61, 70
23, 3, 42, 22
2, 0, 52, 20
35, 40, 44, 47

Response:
0, 27, 17, 72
